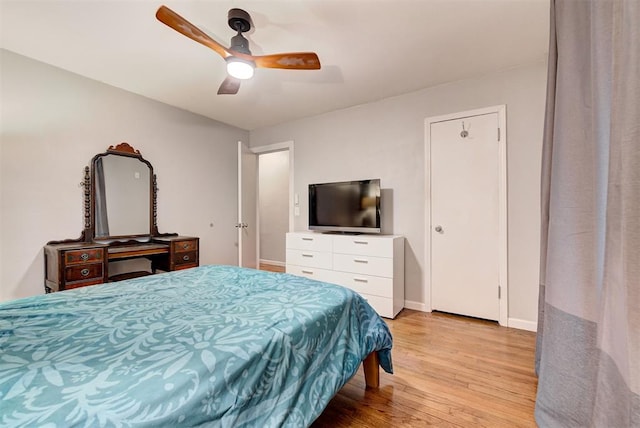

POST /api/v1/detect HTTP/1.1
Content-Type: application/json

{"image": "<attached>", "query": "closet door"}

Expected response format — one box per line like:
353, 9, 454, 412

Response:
430, 112, 501, 321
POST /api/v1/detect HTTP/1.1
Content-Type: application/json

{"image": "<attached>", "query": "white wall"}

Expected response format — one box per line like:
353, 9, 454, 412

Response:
0, 48, 546, 325
250, 61, 547, 326
0, 49, 248, 301
258, 151, 289, 264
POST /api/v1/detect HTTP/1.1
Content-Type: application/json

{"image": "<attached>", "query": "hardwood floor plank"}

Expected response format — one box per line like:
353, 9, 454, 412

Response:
257, 264, 538, 426
312, 309, 538, 427
259, 262, 285, 273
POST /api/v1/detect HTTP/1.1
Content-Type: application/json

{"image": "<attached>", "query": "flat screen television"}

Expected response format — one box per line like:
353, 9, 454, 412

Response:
308, 179, 381, 234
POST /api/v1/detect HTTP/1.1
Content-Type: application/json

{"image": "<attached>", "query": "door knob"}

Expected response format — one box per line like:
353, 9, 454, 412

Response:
434, 225, 443, 233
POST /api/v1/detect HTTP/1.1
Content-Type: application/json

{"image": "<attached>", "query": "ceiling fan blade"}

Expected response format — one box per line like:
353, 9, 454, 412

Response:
250, 52, 321, 70
217, 76, 241, 95
156, 6, 231, 59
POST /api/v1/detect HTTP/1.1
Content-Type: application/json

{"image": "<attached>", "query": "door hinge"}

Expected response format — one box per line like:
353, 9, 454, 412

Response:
498, 285, 501, 299
498, 127, 501, 142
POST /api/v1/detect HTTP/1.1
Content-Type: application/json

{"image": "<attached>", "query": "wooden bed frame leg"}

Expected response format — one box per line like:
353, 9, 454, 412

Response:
363, 352, 380, 388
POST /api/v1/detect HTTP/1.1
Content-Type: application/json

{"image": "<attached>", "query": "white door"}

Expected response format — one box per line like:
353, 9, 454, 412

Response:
238, 141, 257, 268
430, 112, 501, 321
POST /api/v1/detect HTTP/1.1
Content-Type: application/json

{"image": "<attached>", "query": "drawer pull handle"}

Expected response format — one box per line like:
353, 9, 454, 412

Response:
183, 255, 190, 261
302, 253, 313, 258
301, 270, 314, 275
302, 237, 314, 241
353, 277, 369, 283
80, 268, 90, 277
182, 243, 190, 249
80, 253, 89, 261
354, 259, 369, 264
353, 240, 368, 245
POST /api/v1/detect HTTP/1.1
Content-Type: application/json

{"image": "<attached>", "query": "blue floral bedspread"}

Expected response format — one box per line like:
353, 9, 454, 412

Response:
0, 265, 393, 427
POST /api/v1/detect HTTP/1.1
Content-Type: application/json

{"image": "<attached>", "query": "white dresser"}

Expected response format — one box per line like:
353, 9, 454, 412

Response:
286, 232, 404, 318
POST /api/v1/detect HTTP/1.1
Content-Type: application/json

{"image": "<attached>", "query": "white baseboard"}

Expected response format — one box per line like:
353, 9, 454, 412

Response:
259, 259, 285, 267
401, 303, 537, 332
508, 318, 537, 332
404, 300, 429, 312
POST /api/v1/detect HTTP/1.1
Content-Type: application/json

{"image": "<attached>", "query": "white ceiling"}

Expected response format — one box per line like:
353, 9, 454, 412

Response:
1, 0, 550, 130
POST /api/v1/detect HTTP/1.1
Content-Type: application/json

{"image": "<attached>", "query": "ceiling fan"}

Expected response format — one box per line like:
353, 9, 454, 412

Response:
156, 5, 321, 95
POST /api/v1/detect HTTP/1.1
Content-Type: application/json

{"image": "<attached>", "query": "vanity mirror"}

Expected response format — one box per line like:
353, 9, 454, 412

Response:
90, 142, 154, 241
44, 142, 199, 292
94, 151, 151, 238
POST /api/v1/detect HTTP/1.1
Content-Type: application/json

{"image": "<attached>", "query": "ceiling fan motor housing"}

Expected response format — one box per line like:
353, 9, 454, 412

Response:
228, 8, 252, 33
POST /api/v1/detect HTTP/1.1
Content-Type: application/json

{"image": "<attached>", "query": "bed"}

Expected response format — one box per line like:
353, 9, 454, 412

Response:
0, 265, 393, 427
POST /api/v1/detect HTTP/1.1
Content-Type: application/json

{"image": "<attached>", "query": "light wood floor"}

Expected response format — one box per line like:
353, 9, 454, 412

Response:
259, 263, 538, 427
259, 262, 286, 273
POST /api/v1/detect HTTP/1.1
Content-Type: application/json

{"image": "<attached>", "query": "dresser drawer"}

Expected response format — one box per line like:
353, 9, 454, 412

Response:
332, 236, 393, 257
173, 239, 198, 252
359, 294, 395, 319
286, 249, 332, 269
173, 250, 197, 266
65, 263, 104, 282
65, 248, 104, 265
286, 264, 335, 283
332, 253, 393, 277
286, 233, 332, 252
331, 271, 393, 298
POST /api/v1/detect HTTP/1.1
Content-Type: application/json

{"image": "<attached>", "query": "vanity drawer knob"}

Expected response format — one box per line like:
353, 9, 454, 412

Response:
80, 268, 90, 277
80, 253, 89, 261
183, 255, 190, 261
182, 243, 189, 249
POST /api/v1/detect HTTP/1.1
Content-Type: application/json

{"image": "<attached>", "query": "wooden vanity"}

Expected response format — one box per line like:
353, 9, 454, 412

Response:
44, 143, 199, 293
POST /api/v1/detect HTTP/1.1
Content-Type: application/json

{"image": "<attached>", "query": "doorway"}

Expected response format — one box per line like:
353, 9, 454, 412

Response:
424, 106, 508, 325
237, 141, 294, 269
258, 150, 290, 269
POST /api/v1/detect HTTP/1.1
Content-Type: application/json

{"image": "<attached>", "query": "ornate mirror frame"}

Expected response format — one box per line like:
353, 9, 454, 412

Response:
82, 142, 160, 243
48, 142, 171, 246
83, 142, 159, 243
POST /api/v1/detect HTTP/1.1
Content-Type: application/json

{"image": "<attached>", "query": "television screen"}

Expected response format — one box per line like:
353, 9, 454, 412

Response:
309, 179, 381, 233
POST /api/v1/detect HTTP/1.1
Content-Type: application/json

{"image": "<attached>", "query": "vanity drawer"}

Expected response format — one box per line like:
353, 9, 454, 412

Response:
173, 239, 198, 252
173, 250, 198, 266
65, 263, 104, 282
65, 248, 104, 265
149, 236, 199, 272
64, 279, 104, 290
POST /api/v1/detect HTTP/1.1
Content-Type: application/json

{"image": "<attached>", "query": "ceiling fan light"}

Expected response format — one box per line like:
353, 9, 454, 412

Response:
226, 58, 255, 80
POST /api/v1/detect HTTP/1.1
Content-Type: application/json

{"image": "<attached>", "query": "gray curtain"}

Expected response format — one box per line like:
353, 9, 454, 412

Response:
535, 0, 639, 426
95, 157, 109, 237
